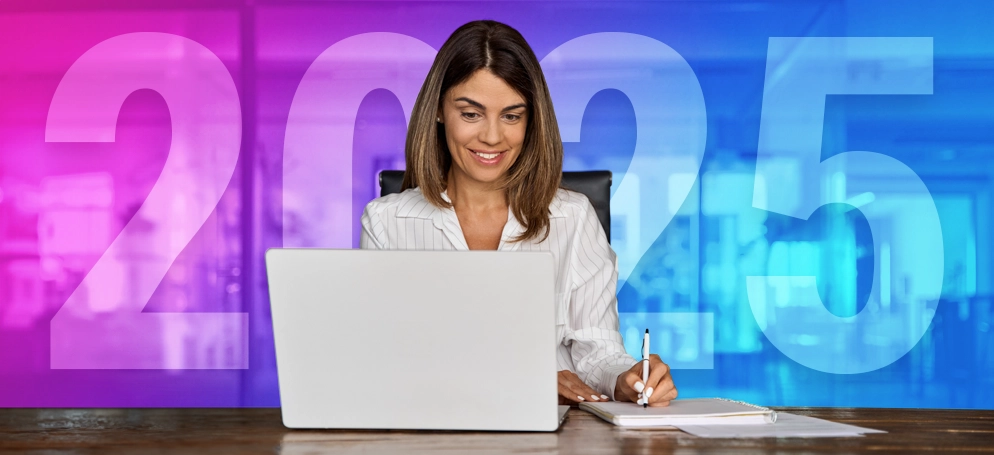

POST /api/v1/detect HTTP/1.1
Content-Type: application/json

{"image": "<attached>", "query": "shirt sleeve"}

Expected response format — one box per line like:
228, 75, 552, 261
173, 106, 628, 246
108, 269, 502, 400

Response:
563, 198, 637, 400
360, 203, 386, 249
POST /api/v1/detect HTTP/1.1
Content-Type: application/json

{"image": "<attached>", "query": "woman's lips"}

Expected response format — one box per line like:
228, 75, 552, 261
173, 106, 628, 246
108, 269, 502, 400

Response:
470, 149, 505, 165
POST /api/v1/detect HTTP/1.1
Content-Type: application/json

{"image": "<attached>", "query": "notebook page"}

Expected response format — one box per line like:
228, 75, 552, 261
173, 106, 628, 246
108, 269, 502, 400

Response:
675, 412, 886, 438
583, 398, 772, 418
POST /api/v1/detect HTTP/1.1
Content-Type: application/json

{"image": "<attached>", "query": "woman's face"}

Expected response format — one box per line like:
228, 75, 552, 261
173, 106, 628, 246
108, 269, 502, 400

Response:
440, 69, 528, 187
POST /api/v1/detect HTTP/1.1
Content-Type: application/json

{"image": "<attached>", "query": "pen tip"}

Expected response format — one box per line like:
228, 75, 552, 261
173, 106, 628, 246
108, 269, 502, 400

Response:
645, 329, 649, 334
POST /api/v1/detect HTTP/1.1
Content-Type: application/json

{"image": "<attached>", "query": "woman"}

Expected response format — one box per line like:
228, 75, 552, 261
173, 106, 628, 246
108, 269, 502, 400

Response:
360, 20, 676, 406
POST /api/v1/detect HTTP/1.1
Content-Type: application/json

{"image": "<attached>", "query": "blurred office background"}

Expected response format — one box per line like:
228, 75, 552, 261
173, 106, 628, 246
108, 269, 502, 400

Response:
0, 0, 991, 407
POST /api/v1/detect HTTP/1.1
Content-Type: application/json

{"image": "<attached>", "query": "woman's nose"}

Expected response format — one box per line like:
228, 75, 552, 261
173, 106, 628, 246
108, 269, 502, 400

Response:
478, 118, 502, 145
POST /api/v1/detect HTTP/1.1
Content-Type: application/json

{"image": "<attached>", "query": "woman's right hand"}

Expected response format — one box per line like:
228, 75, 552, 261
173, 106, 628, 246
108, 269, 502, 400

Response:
558, 370, 609, 406
614, 354, 677, 407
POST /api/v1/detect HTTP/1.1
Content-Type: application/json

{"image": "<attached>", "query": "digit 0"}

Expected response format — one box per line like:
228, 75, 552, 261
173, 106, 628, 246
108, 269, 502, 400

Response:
283, 33, 436, 248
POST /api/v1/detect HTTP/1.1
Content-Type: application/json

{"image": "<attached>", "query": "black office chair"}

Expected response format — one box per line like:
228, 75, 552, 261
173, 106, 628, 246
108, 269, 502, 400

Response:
378, 170, 612, 242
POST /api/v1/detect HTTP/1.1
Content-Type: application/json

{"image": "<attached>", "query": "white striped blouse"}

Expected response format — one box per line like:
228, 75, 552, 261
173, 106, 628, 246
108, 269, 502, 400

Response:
360, 187, 637, 399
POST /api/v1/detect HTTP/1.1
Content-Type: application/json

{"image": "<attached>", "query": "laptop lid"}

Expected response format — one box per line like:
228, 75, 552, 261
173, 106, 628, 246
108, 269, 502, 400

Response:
266, 249, 559, 431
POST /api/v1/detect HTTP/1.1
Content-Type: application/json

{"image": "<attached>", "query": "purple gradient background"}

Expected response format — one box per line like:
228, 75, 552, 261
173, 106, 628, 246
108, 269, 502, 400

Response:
0, 1, 725, 407
2, 1, 992, 408
1, 9, 247, 405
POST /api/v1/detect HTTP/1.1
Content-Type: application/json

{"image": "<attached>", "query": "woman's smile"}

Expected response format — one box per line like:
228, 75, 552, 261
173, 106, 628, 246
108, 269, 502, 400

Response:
469, 148, 507, 165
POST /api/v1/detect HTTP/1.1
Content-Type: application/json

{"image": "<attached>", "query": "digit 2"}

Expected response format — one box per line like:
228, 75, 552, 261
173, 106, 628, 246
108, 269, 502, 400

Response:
46, 32, 248, 369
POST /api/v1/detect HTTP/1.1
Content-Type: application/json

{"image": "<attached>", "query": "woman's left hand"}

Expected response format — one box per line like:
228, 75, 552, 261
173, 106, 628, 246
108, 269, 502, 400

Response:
614, 354, 677, 407
558, 370, 609, 406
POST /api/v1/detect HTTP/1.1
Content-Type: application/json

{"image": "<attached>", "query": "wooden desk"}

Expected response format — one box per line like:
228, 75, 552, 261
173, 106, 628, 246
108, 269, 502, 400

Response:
1, 407, 992, 454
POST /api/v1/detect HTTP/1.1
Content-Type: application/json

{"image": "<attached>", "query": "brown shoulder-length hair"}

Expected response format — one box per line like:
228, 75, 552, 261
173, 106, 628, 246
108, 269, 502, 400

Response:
402, 20, 563, 242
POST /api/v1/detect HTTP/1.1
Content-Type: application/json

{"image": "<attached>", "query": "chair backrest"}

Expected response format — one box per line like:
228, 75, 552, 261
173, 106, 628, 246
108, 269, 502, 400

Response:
378, 170, 612, 242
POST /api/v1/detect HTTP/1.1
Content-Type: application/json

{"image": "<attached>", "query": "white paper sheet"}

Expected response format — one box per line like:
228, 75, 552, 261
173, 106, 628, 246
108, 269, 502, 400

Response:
674, 412, 886, 438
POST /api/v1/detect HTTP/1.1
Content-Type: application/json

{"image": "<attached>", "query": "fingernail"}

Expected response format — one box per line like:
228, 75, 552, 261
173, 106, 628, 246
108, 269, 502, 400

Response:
646, 387, 654, 398
634, 382, 645, 393
590, 395, 599, 401
601, 395, 609, 400
577, 396, 585, 401
637, 397, 645, 405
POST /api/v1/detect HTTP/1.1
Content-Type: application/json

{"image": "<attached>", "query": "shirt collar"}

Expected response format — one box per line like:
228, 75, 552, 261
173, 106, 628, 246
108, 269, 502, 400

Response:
395, 188, 438, 219
548, 190, 567, 218
394, 187, 568, 221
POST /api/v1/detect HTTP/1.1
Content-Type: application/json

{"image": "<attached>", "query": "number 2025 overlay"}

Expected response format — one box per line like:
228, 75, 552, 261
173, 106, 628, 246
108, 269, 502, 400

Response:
46, 32, 940, 374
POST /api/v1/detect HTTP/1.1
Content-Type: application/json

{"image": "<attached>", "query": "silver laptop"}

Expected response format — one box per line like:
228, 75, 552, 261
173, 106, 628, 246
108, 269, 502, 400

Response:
265, 249, 568, 431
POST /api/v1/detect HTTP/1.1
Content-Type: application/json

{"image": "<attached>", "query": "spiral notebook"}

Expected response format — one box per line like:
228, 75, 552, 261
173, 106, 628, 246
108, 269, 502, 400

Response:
579, 398, 777, 428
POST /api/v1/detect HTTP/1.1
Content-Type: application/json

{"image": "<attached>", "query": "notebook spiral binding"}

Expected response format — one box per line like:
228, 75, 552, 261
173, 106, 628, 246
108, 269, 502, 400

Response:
713, 398, 778, 423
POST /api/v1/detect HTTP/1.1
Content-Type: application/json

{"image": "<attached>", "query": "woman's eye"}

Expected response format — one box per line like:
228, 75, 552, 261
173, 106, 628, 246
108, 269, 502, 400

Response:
503, 114, 522, 122
461, 112, 480, 120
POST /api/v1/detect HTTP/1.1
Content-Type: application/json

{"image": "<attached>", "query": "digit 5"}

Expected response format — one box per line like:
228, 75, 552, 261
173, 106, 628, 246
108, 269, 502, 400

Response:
747, 37, 942, 374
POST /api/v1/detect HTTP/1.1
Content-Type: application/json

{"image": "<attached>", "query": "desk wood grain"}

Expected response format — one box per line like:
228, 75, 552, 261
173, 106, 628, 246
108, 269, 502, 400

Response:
1, 407, 992, 454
